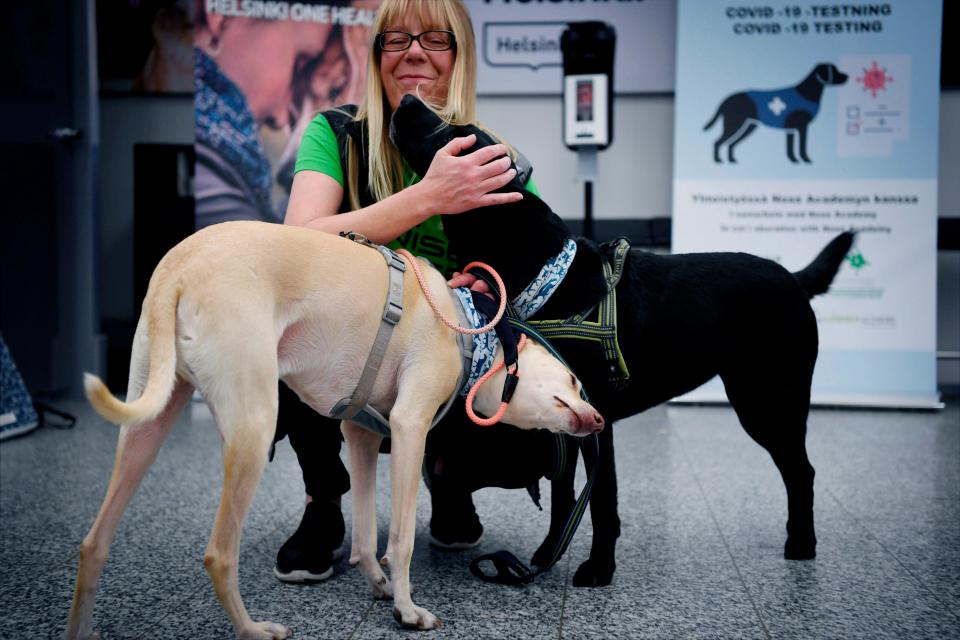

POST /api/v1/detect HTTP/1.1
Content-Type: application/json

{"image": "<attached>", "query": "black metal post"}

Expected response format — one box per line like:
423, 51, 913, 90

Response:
584, 179, 594, 240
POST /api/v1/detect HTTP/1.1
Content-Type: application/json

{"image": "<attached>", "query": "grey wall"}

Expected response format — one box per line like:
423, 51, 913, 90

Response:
96, 92, 959, 388
477, 95, 674, 219
98, 97, 194, 320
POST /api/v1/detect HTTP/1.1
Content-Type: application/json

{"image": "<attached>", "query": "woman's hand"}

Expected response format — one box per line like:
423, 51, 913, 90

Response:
415, 134, 524, 216
447, 271, 493, 297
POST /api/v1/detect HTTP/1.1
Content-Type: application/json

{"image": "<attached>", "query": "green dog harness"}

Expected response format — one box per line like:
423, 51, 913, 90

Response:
524, 237, 632, 390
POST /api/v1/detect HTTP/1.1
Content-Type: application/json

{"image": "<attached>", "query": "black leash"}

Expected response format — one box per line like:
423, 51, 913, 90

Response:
464, 268, 599, 586
469, 429, 598, 585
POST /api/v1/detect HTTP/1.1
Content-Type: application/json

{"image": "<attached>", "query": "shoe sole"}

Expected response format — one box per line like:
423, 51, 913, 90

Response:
273, 565, 334, 583
273, 547, 344, 583
428, 533, 482, 550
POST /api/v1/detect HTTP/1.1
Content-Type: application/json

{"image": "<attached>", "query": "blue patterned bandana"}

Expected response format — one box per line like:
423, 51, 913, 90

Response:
194, 48, 275, 217
511, 238, 578, 320
453, 287, 500, 397
452, 239, 578, 395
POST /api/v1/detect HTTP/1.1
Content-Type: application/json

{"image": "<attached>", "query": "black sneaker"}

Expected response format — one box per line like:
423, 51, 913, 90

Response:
274, 500, 345, 583
429, 514, 483, 550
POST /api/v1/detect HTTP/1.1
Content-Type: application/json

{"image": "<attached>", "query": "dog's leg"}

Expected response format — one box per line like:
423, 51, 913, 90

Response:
742, 420, 817, 559
65, 380, 193, 640
384, 387, 444, 630
203, 362, 288, 640
786, 131, 799, 163
711, 95, 756, 164
727, 123, 757, 163
573, 424, 620, 587
715, 119, 751, 164
342, 420, 392, 599
724, 372, 817, 560
712, 117, 742, 163
772, 437, 817, 559
797, 123, 811, 163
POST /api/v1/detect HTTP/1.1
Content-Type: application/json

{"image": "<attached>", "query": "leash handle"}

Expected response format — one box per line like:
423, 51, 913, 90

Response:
469, 550, 535, 585
470, 433, 600, 585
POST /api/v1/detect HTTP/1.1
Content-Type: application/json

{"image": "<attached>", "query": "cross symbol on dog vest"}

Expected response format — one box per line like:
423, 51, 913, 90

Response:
767, 96, 787, 116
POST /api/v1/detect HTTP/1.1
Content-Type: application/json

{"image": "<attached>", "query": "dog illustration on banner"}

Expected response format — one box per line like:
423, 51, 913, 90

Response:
705, 63, 848, 164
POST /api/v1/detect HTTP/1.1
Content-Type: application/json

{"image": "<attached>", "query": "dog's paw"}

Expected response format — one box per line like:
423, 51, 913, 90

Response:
784, 535, 817, 560
370, 574, 394, 600
393, 604, 442, 630
238, 620, 289, 640
572, 558, 615, 588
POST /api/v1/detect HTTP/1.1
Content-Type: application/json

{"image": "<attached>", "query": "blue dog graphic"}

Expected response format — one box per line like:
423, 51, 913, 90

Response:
704, 63, 848, 164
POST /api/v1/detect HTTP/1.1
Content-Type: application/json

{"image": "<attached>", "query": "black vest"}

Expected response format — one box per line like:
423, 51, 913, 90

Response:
321, 105, 376, 212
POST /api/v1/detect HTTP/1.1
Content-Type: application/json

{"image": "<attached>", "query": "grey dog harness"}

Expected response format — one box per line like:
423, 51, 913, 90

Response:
329, 234, 472, 437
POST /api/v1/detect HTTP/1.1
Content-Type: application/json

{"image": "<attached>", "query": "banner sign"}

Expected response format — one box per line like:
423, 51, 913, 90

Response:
193, 0, 380, 228
466, 0, 676, 95
672, 0, 943, 407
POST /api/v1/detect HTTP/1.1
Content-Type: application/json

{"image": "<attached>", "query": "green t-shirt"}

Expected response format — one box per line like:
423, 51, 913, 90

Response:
294, 112, 539, 277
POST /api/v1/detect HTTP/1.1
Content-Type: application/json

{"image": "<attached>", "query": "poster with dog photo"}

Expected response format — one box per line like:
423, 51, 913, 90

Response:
193, 0, 381, 229
672, 0, 943, 407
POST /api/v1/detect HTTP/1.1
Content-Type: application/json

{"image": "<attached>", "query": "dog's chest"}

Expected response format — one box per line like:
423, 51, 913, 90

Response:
276, 317, 399, 417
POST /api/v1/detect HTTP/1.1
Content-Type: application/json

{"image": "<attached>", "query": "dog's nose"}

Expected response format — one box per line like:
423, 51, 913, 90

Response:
591, 412, 605, 432
575, 410, 604, 434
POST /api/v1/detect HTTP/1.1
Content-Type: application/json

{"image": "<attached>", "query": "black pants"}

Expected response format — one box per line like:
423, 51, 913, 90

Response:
275, 383, 507, 524
274, 382, 350, 501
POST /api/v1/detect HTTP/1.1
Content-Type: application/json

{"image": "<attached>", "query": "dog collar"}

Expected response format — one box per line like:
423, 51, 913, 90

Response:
511, 238, 577, 320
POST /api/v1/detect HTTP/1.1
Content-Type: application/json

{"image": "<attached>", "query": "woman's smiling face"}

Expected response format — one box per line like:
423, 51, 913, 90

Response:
379, 15, 455, 112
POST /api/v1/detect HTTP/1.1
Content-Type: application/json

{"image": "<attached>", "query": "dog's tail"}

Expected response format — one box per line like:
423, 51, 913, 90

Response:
84, 277, 181, 426
793, 231, 855, 298
703, 106, 721, 131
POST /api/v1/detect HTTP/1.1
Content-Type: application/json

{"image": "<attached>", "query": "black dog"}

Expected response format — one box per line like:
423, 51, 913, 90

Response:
391, 95, 853, 587
704, 63, 848, 164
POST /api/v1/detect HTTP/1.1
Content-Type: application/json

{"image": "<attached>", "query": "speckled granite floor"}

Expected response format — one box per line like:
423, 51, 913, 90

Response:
1, 395, 957, 639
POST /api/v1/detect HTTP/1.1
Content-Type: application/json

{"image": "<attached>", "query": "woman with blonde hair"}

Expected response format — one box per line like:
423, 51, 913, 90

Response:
272, 0, 541, 586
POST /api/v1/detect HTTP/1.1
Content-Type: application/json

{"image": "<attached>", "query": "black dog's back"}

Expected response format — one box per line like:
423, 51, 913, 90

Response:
606, 244, 844, 420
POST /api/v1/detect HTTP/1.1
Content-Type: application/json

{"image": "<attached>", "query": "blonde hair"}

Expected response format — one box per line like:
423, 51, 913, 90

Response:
346, 0, 478, 209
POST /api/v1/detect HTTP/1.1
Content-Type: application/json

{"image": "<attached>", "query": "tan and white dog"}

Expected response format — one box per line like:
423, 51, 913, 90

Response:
64, 221, 602, 639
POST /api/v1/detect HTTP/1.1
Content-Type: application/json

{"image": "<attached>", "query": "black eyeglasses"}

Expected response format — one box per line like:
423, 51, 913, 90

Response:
377, 30, 455, 52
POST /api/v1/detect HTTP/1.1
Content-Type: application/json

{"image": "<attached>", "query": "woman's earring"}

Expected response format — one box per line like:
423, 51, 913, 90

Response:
208, 35, 221, 57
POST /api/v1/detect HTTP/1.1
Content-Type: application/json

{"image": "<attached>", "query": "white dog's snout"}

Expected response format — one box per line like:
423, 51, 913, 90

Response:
554, 396, 604, 435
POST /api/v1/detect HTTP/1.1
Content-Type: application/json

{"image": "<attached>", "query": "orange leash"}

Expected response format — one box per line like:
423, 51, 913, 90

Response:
395, 249, 527, 426
465, 333, 527, 426
396, 250, 507, 335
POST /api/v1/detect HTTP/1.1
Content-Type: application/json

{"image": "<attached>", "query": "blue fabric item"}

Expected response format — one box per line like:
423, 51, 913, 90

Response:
746, 88, 819, 128
453, 288, 500, 397
454, 240, 578, 395
194, 48, 274, 217
511, 239, 578, 320
0, 335, 39, 441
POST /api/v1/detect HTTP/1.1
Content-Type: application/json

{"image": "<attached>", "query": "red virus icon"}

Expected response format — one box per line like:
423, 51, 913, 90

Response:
857, 61, 893, 98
